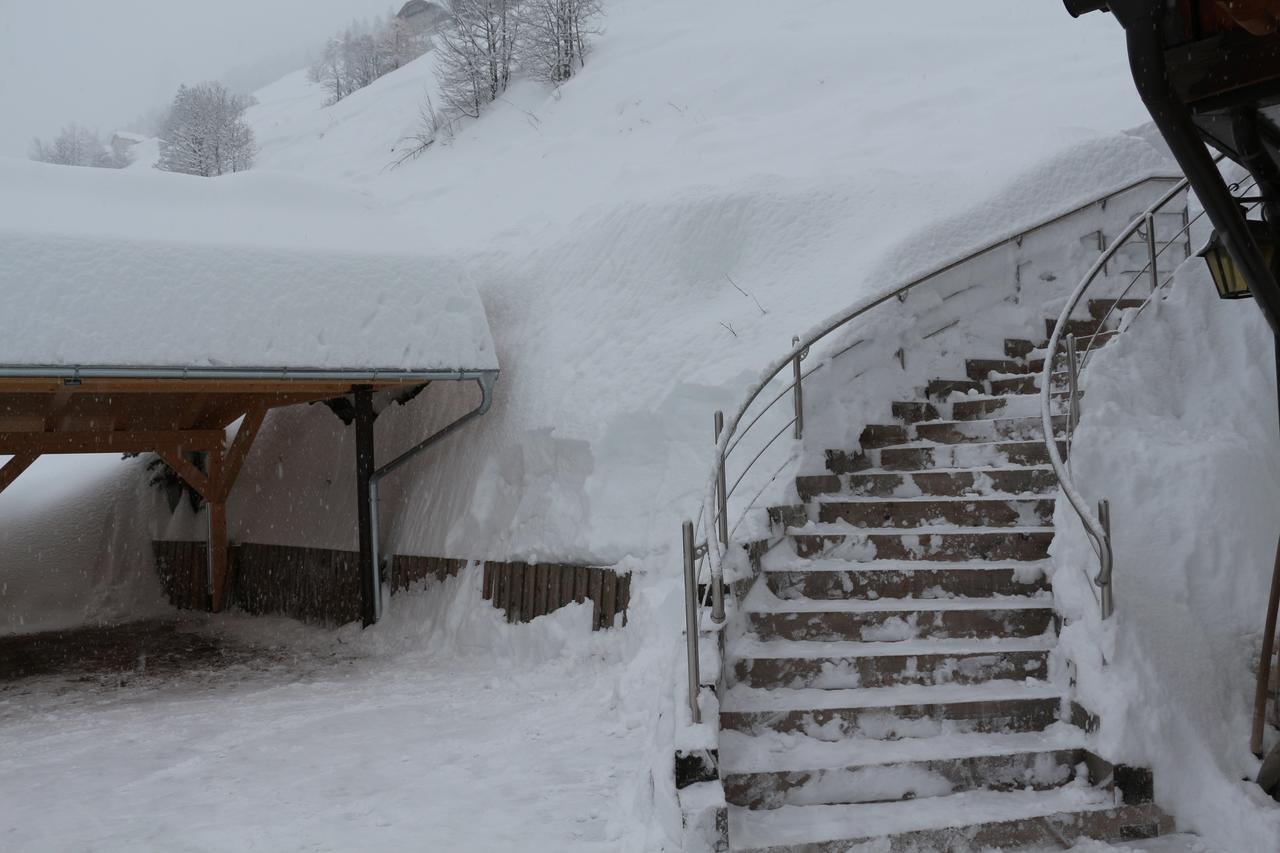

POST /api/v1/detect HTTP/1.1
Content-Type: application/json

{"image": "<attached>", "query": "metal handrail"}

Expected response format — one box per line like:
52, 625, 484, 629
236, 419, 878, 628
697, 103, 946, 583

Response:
679, 171, 1184, 720
1040, 160, 1258, 620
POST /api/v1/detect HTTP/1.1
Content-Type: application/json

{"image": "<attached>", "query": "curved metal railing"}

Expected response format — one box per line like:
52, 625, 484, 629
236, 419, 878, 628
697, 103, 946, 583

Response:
1040, 163, 1257, 620
679, 171, 1185, 722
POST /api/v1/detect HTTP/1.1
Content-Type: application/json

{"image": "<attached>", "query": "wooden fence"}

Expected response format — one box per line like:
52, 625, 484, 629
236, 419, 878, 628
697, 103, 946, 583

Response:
153, 542, 630, 630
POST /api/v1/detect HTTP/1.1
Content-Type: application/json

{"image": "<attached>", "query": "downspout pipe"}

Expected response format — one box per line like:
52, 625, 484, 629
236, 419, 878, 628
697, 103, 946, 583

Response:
1117, 2, 1280, 333
366, 371, 498, 622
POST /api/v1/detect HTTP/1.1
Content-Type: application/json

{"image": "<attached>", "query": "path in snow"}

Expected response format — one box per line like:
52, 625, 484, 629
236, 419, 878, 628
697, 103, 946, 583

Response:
0, 618, 652, 852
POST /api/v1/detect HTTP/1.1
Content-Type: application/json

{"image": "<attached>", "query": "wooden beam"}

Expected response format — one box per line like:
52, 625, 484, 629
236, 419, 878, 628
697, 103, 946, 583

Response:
0, 430, 224, 454
0, 452, 38, 496
354, 387, 377, 627
42, 386, 75, 431
155, 449, 212, 499
207, 454, 230, 613
213, 407, 267, 501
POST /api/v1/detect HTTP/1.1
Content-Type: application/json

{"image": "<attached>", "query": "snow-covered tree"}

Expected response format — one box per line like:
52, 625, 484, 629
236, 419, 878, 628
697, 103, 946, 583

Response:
29, 124, 127, 168
308, 16, 432, 106
519, 0, 600, 83
436, 0, 520, 118
157, 82, 256, 177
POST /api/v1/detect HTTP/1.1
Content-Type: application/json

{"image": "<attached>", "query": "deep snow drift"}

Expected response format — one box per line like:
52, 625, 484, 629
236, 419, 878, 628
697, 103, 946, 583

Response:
0, 157, 496, 371
1052, 260, 1280, 851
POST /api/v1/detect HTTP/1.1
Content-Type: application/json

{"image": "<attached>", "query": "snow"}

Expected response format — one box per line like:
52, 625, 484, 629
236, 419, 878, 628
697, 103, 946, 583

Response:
0, 575, 672, 852
0, 0, 1244, 848
0, 158, 497, 373
1049, 257, 1280, 850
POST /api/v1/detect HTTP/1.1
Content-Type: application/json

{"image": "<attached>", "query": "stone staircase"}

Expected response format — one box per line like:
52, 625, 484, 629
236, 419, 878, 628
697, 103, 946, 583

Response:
717, 308, 1173, 852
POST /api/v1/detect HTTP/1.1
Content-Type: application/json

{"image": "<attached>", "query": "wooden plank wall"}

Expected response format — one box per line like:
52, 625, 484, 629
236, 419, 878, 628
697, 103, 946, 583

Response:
479, 559, 631, 630
153, 542, 631, 631
234, 543, 362, 626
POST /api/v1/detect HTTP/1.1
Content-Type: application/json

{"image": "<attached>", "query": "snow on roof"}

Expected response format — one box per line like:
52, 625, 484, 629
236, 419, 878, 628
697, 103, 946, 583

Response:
0, 158, 497, 375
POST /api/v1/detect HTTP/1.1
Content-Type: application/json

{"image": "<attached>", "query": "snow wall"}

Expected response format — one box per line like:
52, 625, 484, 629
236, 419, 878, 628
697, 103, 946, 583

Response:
1052, 259, 1280, 849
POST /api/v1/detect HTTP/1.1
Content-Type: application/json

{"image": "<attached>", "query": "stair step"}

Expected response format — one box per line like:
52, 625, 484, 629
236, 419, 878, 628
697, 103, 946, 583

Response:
858, 423, 909, 449
719, 679, 1063, 737
927, 378, 984, 399
720, 725, 1086, 809
732, 636, 1052, 690
890, 401, 938, 424
1004, 338, 1042, 359
797, 466, 1057, 500
989, 371, 1070, 396
951, 392, 1068, 421
764, 558, 1050, 600
873, 440, 1065, 472
913, 414, 1064, 444
1046, 316, 1112, 340
728, 788, 1172, 853
966, 357, 1028, 381
746, 593, 1055, 642
817, 495, 1054, 528
1026, 329, 1119, 371
1089, 297, 1145, 320
787, 524, 1054, 561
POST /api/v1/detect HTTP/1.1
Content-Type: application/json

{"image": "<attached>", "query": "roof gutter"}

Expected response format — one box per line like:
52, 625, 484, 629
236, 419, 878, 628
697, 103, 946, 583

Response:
0, 364, 499, 384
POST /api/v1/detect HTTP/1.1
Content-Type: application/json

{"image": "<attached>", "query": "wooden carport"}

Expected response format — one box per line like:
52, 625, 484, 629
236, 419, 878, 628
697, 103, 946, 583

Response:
0, 367, 495, 625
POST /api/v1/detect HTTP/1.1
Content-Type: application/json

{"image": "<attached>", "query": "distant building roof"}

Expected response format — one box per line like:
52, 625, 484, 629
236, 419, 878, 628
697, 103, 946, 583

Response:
397, 0, 439, 19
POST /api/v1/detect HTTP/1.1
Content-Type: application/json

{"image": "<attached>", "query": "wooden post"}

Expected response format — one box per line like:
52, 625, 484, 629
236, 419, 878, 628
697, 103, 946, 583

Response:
354, 386, 378, 627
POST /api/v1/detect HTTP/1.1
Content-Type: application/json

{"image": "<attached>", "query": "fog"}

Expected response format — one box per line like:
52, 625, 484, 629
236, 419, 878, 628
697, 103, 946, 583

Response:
0, 0, 399, 156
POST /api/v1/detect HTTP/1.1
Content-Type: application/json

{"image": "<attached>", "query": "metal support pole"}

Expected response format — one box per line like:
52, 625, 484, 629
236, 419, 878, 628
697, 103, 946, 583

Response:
1145, 211, 1158, 294
682, 519, 702, 724
791, 336, 804, 440
1097, 498, 1114, 620
714, 410, 728, 549
354, 386, 378, 628
1065, 333, 1081, 436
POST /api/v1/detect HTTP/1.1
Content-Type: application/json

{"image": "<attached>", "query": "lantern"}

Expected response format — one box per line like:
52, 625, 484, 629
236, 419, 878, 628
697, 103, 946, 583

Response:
1198, 218, 1277, 300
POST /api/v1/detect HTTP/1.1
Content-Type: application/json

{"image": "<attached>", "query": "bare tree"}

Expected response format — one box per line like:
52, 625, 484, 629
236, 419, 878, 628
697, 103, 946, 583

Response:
29, 124, 126, 168
309, 15, 432, 106
157, 82, 257, 177
520, 0, 601, 83
436, 0, 520, 118
391, 92, 453, 168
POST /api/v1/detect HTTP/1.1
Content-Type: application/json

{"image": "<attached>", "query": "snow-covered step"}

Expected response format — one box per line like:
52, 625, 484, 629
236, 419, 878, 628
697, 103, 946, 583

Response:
745, 591, 1056, 642
870, 435, 1070, 468
731, 636, 1053, 690
720, 725, 1087, 809
796, 465, 1057, 500
765, 558, 1051, 600
911, 413, 1066, 444
728, 786, 1172, 853
989, 370, 1070, 396
951, 391, 1069, 421
816, 495, 1054, 529
719, 679, 1064, 737
785, 522, 1055, 561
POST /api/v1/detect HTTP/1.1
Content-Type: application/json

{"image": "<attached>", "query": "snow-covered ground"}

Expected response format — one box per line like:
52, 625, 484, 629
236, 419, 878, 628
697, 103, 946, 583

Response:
0, 576, 672, 852
6, 0, 1274, 848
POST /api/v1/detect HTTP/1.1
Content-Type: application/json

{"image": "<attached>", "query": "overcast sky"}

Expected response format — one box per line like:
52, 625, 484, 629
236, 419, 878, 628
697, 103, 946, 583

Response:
0, 0, 398, 156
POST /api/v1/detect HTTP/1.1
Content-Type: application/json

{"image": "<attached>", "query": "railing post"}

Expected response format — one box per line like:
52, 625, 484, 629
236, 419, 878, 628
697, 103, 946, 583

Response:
1145, 211, 1158, 294
791, 336, 804, 440
1065, 333, 1081, 436
1097, 498, 1114, 619
681, 519, 702, 724
714, 411, 728, 549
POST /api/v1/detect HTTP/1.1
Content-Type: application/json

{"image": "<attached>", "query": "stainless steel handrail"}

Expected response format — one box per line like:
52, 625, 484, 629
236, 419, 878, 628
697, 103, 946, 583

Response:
1040, 161, 1258, 620
679, 171, 1184, 720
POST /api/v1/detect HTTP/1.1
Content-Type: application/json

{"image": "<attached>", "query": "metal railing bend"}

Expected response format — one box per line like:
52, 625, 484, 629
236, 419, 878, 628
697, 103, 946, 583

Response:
1041, 159, 1257, 620
679, 172, 1186, 722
